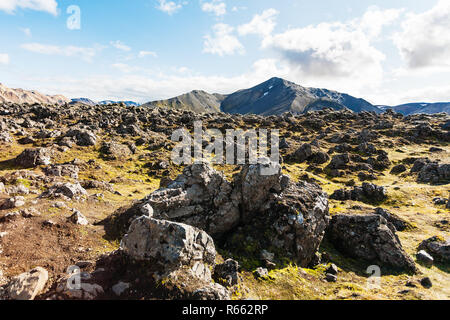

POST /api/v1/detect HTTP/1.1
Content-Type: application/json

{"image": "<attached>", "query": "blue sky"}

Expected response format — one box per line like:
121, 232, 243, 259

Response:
0, 0, 449, 105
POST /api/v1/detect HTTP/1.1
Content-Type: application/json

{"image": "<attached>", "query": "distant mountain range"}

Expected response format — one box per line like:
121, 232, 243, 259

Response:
377, 102, 450, 116
142, 77, 391, 115
0, 80, 449, 115
70, 98, 139, 107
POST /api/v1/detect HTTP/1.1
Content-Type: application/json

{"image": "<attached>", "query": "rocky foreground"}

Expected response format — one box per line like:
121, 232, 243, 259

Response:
0, 103, 449, 300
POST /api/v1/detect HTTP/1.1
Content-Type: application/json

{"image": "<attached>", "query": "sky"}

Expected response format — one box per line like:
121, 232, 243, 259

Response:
0, 0, 449, 105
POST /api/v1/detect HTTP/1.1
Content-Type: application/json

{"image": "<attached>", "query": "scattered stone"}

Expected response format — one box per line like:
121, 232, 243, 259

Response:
41, 182, 88, 200
253, 267, 269, 279
326, 264, 338, 275
0, 196, 26, 209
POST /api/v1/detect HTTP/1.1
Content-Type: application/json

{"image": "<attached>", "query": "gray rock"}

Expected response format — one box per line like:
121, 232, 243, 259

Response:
0, 196, 25, 209
121, 216, 216, 281
68, 210, 89, 225
65, 129, 97, 146
416, 250, 434, 266
418, 236, 450, 263
326, 264, 338, 275
328, 214, 417, 272
15, 148, 51, 168
214, 259, 240, 287
112, 281, 130, 296
421, 277, 432, 289
44, 164, 79, 179
0, 182, 6, 194
325, 273, 337, 282
7, 267, 48, 300
373, 208, 409, 232
192, 283, 231, 300
41, 182, 88, 200
253, 267, 269, 279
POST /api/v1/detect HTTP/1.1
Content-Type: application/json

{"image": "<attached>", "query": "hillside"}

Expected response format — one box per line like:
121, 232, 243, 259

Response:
142, 90, 226, 113
0, 83, 69, 105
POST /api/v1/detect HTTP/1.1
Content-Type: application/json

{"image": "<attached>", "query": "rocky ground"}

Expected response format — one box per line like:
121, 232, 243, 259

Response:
0, 103, 448, 300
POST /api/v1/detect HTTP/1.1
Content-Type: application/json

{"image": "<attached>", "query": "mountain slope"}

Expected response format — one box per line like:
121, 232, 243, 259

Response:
221, 78, 380, 116
387, 103, 450, 116
0, 83, 69, 105
142, 90, 226, 113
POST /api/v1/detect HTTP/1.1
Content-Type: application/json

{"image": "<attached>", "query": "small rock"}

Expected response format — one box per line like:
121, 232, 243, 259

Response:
253, 267, 269, 279
43, 220, 56, 227
416, 250, 434, 266
112, 281, 130, 297
260, 249, 275, 262
325, 273, 337, 282
420, 277, 432, 289
326, 264, 339, 275
68, 210, 89, 225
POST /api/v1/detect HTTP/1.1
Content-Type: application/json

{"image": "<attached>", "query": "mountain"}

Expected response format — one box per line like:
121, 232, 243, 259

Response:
70, 98, 97, 106
221, 78, 380, 115
0, 83, 70, 105
143, 77, 380, 115
98, 100, 140, 107
379, 103, 450, 116
142, 90, 226, 113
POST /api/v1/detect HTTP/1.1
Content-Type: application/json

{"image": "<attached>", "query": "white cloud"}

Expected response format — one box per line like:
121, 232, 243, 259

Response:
261, 6, 403, 91
0, 53, 10, 65
110, 41, 131, 52
238, 8, 279, 37
138, 51, 158, 58
156, 0, 183, 15
0, 0, 58, 15
394, 0, 450, 69
203, 23, 245, 56
21, 28, 32, 37
201, 0, 226, 16
21, 43, 102, 62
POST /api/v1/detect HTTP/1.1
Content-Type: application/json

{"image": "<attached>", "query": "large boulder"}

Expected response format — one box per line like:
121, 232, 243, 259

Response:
6, 267, 48, 300
328, 214, 416, 273
100, 141, 132, 160
65, 129, 97, 146
144, 161, 329, 267
417, 162, 450, 184
146, 162, 240, 237
121, 216, 216, 280
15, 148, 51, 168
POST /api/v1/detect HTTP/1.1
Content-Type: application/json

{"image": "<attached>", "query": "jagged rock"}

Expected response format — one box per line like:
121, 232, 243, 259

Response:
121, 216, 216, 281
80, 180, 114, 193
417, 162, 450, 184
41, 182, 88, 200
326, 264, 338, 275
330, 183, 387, 203
328, 214, 417, 272
146, 162, 240, 237
418, 236, 450, 263
373, 208, 409, 232
6, 267, 48, 300
213, 259, 240, 287
191, 283, 231, 300
328, 153, 350, 169
0, 131, 13, 144
6, 184, 29, 195
68, 209, 89, 225
15, 148, 51, 167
